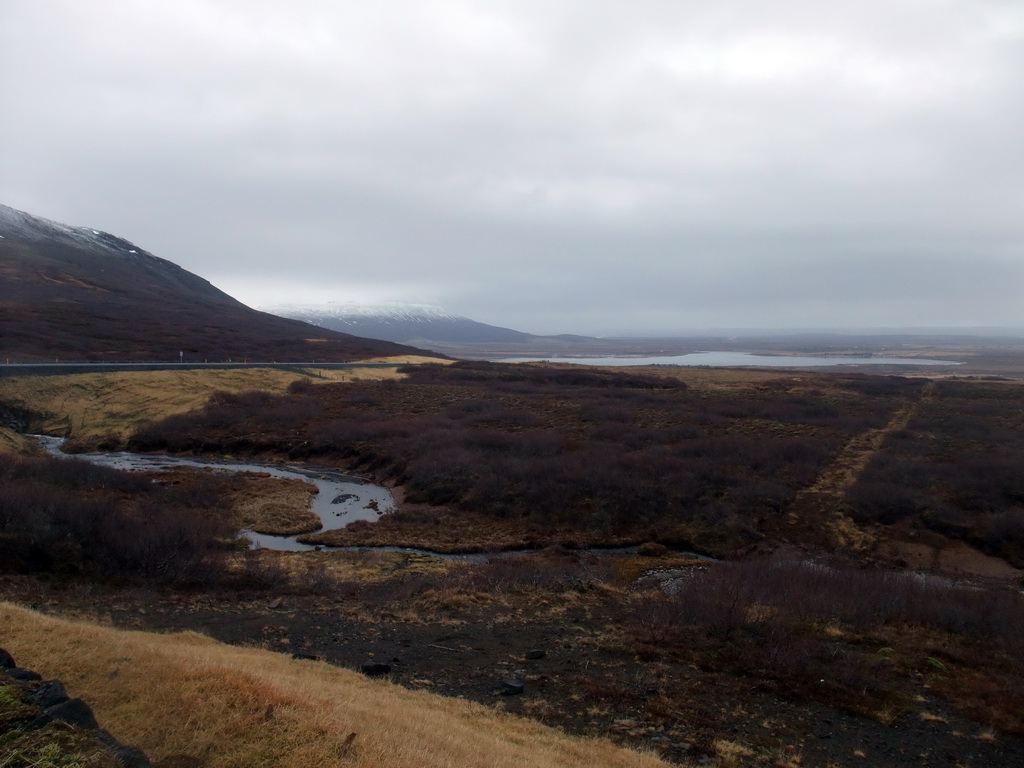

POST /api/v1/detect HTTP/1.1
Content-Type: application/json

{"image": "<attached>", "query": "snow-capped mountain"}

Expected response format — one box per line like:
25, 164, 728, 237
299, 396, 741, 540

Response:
262, 302, 535, 345
0, 203, 148, 258
0, 203, 434, 362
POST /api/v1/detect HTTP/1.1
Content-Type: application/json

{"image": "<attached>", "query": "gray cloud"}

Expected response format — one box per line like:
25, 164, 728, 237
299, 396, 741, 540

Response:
2, 0, 1022, 334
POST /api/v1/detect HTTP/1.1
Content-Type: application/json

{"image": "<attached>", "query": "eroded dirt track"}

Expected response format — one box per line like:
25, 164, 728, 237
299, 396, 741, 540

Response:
784, 382, 935, 549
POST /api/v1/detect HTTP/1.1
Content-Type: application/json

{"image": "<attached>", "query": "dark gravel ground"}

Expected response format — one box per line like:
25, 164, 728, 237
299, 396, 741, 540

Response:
4, 567, 1023, 768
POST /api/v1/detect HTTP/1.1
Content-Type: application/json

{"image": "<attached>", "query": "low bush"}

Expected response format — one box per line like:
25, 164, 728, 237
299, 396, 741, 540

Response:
846, 381, 1024, 563
0, 455, 235, 585
128, 363, 929, 552
631, 559, 1024, 721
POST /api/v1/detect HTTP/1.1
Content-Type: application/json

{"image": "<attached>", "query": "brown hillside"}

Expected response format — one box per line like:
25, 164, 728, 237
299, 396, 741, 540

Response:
0, 203, 442, 363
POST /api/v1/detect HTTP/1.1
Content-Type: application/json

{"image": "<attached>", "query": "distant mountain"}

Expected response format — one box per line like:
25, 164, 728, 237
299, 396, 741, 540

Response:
263, 302, 536, 345
0, 204, 438, 362
263, 303, 669, 358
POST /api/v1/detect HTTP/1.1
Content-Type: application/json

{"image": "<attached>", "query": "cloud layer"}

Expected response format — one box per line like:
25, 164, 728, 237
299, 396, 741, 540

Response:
2, 0, 1022, 333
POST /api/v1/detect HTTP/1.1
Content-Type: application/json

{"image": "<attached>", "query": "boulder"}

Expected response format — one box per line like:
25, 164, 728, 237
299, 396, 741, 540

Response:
109, 743, 153, 768
4, 664, 152, 767
360, 662, 391, 677
45, 698, 100, 730
7, 667, 42, 681
498, 679, 524, 696
27, 680, 69, 709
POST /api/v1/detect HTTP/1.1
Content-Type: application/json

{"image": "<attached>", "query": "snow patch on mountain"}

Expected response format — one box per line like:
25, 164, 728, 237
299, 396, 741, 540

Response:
262, 302, 535, 345
263, 302, 464, 325
0, 203, 148, 258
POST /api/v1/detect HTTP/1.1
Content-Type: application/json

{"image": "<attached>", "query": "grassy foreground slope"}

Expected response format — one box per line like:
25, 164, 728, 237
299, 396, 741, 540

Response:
0, 603, 668, 768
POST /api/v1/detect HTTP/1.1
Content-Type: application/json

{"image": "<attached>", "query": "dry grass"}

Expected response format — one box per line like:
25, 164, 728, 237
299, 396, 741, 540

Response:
0, 369, 312, 444
0, 602, 672, 768
223, 474, 321, 535
356, 355, 456, 366
304, 366, 414, 383
0, 426, 36, 456
712, 740, 756, 767
626, 366, 789, 392
0, 364, 452, 446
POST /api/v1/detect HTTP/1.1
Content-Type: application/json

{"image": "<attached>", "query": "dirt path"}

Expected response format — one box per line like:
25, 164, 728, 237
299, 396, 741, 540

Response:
784, 382, 935, 549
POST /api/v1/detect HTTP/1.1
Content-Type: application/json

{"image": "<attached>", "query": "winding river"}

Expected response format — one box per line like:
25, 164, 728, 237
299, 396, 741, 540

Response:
32, 437, 715, 562
33, 436, 394, 552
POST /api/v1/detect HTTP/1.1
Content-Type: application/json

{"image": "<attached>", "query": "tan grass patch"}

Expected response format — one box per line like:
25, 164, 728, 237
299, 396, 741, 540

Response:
356, 356, 456, 365
0, 369, 311, 445
304, 358, 454, 383
0, 426, 36, 456
302, 366, 407, 383
607, 554, 707, 587
625, 366, 794, 394
712, 739, 756, 767
223, 474, 320, 535
773, 748, 803, 768
828, 512, 875, 551
0, 602, 670, 768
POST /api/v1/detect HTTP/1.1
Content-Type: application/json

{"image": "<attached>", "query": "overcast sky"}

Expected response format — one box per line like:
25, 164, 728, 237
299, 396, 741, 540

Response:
2, 1, 1022, 335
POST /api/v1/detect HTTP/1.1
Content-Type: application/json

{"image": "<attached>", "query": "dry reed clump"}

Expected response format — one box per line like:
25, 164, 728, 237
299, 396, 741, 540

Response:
224, 475, 321, 535
0, 427, 35, 456
0, 603, 672, 768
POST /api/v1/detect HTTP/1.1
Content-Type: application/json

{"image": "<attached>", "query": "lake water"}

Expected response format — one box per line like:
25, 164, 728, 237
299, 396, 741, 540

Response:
497, 351, 962, 368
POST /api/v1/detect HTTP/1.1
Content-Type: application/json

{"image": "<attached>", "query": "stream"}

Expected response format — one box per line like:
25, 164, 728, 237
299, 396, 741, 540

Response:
33, 435, 395, 552
32, 436, 714, 563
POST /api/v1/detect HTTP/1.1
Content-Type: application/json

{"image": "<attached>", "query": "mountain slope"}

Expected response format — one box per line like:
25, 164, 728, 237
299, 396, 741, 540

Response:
262, 302, 635, 358
264, 302, 535, 344
0, 204, 439, 362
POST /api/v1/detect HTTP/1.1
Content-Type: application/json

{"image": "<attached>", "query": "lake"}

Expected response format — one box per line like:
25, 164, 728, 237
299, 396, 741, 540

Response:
496, 351, 962, 368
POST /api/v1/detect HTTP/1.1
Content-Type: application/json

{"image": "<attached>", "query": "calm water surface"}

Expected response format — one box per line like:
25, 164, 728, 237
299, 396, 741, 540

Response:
497, 351, 962, 367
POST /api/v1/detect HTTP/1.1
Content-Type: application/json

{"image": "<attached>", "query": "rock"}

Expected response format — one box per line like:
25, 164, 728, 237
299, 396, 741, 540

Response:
152, 756, 204, 768
46, 698, 101, 730
27, 679, 69, 709
24, 714, 54, 731
267, 597, 283, 609
91, 730, 152, 766
499, 679, 524, 696
7, 667, 42, 681
360, 662, 392, 677
524, 649, 546, 660
7, 664, 153, 767
0, 648, 15, 668
111, 744, 153, 768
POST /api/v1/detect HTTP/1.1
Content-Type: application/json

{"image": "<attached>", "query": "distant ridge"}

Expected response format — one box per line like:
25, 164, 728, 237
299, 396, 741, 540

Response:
263, 302, 536, 344
0, 203, 440, 363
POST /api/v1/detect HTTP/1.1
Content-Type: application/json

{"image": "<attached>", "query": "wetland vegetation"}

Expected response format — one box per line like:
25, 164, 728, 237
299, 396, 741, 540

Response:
2, 361, 1024, 767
